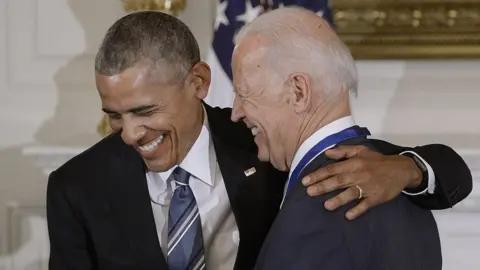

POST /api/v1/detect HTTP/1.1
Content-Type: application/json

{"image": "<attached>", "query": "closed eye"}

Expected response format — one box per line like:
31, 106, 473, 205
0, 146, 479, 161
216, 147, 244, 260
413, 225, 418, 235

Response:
235, 91, 247, 99
108, 113, 122, 120
134, 110, 156, 117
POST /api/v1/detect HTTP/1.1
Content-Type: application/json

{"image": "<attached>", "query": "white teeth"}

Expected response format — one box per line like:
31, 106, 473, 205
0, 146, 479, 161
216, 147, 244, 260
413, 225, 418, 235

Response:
251, 127, 259, 136
139, 135, 164, 152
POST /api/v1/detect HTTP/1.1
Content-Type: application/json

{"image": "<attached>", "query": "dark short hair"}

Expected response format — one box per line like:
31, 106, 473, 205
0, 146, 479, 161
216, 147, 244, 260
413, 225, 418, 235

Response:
95, 11, 200, 83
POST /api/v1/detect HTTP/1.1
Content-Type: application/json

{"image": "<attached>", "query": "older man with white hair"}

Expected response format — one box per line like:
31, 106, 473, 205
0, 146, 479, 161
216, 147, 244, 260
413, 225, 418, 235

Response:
231, 6, 442, 270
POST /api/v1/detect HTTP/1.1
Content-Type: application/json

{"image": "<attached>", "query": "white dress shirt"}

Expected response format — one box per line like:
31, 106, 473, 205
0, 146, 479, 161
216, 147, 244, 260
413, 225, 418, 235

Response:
146, 108, 239, 270
282, 116, 435, 206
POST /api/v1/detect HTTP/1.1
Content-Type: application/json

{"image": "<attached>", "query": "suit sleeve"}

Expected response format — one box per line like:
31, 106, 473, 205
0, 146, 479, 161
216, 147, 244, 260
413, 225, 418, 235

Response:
370, 139, 472, 210
47, 170, 96, 270
407, 144, 472, 209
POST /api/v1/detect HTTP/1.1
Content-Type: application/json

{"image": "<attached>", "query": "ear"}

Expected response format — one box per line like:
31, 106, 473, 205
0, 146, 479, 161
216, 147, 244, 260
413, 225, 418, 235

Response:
288, 72, 312, 113
190, 62, 211, 100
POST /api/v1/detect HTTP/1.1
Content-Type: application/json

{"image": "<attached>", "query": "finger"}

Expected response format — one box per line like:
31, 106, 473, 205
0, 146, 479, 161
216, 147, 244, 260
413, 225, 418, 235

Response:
324, 186, 360, 211
345, 199, 373, 220
306, 174, 355, 196
323, 148, 348, 160
302, 159, 362, 186
324, 145, 364, 160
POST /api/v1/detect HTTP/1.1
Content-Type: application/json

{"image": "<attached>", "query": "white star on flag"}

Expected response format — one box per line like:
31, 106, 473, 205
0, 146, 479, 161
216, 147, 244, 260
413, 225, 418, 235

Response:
236, 1, 263, 24
214, 0, 229, 30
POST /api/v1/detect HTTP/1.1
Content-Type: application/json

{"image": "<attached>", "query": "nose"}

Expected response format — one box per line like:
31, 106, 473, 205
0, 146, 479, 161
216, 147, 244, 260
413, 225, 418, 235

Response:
121, 117, 146, 145
231, 95, 245, 122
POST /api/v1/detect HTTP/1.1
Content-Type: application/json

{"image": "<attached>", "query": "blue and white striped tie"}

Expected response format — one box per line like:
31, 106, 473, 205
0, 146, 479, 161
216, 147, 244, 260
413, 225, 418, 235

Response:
167, 167, 206, 270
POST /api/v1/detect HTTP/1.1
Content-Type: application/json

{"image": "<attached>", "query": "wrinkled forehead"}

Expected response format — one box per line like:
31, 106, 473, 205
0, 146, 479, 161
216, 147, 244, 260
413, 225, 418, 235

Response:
232, 40, 270, 91
233, 35, 269, 67
232, 59, 266, 96
95, 64, 181, 112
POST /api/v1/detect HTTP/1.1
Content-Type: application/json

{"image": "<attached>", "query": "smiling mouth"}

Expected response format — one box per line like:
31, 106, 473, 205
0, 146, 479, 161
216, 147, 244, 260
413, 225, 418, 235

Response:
138, 135, 164, 152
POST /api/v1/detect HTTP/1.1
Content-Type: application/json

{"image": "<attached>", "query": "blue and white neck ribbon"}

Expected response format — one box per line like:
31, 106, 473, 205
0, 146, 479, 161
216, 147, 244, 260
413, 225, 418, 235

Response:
281, 125, 371, 208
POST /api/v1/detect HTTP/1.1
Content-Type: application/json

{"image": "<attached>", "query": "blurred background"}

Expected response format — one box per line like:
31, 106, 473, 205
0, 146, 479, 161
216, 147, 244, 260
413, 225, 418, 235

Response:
0, 0, 478, 269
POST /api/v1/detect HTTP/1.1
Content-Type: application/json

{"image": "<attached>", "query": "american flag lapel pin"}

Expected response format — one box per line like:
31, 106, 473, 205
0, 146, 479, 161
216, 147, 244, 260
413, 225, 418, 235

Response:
244, 167, 256, 177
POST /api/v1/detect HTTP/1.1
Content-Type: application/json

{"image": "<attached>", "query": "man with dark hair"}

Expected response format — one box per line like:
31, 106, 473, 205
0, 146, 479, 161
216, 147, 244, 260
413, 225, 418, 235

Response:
46, 11, 471, 270
94, 11, 200, 85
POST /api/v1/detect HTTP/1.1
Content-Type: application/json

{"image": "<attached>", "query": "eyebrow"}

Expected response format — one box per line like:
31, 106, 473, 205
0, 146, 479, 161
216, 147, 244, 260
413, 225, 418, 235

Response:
102, 105, 157, 114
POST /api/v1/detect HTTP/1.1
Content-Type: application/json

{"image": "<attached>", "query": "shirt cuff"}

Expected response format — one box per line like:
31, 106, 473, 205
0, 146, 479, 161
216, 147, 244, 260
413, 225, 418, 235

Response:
400, 151, 436, 196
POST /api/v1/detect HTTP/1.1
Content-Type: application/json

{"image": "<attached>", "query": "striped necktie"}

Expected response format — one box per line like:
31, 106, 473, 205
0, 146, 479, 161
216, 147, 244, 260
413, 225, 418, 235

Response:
167, 167, 206, 270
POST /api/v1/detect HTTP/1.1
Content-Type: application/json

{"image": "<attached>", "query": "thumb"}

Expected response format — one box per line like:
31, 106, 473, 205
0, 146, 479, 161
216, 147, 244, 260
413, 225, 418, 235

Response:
324, 148, 348, 160
325, 145, 365, 160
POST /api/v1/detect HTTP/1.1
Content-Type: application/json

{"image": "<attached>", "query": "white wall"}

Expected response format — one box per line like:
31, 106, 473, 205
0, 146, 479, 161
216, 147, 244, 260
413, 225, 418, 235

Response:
0, 0, 125, 268
0, 0, 478, 269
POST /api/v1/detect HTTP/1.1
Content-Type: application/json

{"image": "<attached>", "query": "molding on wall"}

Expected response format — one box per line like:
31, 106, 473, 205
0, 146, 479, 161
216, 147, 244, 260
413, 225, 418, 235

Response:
21, 146, 85, 176
3, 202, 48, 270
332, 0, 480, 59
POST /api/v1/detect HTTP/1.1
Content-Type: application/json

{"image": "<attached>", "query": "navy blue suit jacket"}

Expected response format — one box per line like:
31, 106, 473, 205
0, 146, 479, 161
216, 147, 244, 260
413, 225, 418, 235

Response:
254, 137, 442, 270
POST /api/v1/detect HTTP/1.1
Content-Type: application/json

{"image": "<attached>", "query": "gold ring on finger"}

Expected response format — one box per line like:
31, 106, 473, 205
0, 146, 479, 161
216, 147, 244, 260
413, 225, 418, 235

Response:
355, 185, 363, 199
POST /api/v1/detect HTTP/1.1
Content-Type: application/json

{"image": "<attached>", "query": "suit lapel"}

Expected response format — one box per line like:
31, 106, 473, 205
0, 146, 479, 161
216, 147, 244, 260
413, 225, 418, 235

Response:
205, 104, 261, 222
205, 104, 284, 269
209, 126, 266, 214
107, 136, 167, 269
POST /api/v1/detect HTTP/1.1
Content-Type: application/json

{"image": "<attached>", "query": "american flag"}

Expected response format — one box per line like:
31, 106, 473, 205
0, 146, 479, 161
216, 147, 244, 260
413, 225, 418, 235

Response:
204, 0, 332, 108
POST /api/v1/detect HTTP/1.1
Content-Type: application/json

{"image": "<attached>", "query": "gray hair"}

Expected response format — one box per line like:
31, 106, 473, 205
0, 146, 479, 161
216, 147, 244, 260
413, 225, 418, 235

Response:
95, 11, 200, 84
234, 6, 358, 96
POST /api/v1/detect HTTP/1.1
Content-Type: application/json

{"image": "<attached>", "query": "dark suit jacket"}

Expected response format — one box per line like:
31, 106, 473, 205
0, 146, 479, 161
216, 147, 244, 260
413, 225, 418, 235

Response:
254, 137, 442, 270
46, 104, 471, 270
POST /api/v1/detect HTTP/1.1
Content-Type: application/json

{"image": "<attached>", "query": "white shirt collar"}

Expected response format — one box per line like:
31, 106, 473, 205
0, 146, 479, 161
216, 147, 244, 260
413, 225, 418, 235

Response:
288, 115, 355, 181
148, 105, 216, 190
